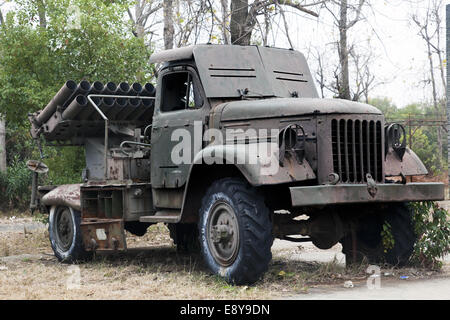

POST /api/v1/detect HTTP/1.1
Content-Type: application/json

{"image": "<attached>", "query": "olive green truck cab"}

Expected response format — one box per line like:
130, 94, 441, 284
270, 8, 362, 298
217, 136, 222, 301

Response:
28, 45, 444, 284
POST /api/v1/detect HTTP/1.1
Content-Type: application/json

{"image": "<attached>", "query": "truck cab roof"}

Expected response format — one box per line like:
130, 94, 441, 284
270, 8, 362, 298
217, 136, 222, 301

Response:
149, 45, 319, 99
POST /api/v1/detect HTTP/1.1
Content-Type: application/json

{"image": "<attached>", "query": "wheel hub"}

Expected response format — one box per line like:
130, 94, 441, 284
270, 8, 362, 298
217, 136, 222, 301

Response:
207, 202, 240, 267
55, 208, 74, 251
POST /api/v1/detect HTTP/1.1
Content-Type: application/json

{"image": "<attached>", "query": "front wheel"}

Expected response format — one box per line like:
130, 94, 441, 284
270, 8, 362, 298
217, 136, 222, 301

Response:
48, 206, 91, 263
198, 178, 273, 285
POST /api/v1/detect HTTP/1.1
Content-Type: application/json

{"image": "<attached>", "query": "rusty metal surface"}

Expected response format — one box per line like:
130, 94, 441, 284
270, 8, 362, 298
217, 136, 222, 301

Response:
290, 182, 445, 207
81, 183, 154, 221
80, 218, 126, 251
26, 160, 49, 174
41, 184, 81, 211
190, 143, 316, 186
385, 147, 428, 176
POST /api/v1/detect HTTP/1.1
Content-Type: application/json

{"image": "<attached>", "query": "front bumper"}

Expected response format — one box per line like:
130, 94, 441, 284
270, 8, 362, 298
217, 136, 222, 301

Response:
290, 182, 445, 207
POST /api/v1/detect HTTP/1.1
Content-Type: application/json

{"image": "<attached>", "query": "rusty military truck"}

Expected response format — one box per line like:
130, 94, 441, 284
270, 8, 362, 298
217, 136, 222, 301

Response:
28, 45, 444, 285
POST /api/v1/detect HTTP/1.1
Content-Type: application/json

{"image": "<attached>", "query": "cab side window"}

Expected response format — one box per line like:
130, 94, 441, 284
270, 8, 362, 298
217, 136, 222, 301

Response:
161, 71, 203, 112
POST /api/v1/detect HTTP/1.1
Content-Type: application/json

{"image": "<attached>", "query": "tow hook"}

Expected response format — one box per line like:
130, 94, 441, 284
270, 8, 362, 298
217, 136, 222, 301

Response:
366, 174, 378, 198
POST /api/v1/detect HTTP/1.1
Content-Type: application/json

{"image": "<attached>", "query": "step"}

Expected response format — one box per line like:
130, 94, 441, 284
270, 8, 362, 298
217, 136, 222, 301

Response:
139, 210, 181, 223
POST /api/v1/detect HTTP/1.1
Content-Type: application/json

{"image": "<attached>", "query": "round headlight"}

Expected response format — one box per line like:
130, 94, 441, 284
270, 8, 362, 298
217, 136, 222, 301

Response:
279, 127, 298, 150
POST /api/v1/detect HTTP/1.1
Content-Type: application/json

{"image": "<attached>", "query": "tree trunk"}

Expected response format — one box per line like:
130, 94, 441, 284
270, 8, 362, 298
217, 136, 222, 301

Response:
221, 0, 230, 44
0, 118, 6, 173
37, 0, 47, 29
338, 0, 351, 100
163, 0, 174, 49
135, 1, 145, 38
426, 34, 443, 170
230, 0, 251, 45
0, 8, 4, 26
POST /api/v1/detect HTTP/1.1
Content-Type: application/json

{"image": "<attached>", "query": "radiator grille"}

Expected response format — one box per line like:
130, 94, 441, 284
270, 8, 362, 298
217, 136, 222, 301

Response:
331, 119, 383, 183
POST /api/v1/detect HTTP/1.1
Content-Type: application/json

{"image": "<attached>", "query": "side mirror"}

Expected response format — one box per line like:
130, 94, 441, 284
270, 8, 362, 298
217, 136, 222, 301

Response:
26, 160, 49, 174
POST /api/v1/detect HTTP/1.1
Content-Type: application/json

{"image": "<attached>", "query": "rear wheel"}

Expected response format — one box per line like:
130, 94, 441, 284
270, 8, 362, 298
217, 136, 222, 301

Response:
340, 202, 416, 266
49, 206, 91, 263
198, 178, 273, 285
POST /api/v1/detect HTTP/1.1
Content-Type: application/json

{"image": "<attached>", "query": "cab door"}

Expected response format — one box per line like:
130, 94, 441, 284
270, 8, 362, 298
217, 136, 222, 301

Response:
151, 66, 208, 189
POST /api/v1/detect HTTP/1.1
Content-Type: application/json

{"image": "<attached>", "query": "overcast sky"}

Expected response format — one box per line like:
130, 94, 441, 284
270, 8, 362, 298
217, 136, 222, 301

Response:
273, 0, 449, 108
1, 0, 448, 109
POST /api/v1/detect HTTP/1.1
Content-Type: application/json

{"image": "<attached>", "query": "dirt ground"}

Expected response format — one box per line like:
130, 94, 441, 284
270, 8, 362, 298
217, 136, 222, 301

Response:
0, 211, 448, 300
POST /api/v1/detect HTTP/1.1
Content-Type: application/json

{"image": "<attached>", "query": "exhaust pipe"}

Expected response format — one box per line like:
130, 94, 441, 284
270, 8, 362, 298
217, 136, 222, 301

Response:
34, 80, 77, 125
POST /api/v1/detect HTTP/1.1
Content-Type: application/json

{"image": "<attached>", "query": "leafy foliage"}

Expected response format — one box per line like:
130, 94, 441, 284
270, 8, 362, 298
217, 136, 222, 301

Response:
0, 0, 152, 124
0, 0, 153, 193
381, 221, 394, 253
369, 97, 447, 175
0, 157, 31, 211
409, 202, 450, 269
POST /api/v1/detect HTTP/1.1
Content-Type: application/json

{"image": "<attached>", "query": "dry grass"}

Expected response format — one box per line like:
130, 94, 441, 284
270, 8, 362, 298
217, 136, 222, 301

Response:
0, 221, 447, 300
0, 226, 49, 257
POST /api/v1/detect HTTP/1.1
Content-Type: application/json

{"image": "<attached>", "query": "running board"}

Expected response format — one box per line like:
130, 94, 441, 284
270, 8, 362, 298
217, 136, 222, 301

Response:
139, 210, 181, 223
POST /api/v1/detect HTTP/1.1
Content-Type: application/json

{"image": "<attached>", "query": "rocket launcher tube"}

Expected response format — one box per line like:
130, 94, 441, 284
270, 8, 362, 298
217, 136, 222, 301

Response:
75, 97, 102, 120
115, 82, 131, 96
141, 83, 156, 97
34, 80, 77, 125
61, 80, 91, 109
62, 95, 88, 120
130, 83, 143, 95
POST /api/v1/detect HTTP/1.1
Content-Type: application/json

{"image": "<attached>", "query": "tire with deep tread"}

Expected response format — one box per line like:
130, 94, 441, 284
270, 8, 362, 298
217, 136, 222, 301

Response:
340, 202, 416, 266
198, 178, 273, 285
49, 206, 92, 263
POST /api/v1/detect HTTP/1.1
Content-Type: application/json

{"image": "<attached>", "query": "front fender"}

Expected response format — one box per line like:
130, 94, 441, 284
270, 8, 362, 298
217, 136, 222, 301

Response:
385, 147, 428, 177
178, 143, 316, 223
41, 184, 82, 212
191, 143, 315, 186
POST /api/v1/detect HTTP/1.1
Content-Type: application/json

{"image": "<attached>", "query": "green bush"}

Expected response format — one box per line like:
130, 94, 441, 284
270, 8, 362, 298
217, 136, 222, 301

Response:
0, 158, 31, 211
409, 202, 450, 269
42, 146, 85, 185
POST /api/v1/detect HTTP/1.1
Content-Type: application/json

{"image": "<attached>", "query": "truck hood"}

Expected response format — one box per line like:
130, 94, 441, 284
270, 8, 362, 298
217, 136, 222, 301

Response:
218, 98, 382, 122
